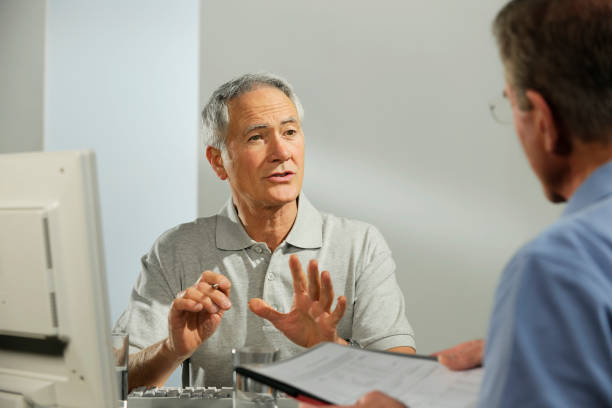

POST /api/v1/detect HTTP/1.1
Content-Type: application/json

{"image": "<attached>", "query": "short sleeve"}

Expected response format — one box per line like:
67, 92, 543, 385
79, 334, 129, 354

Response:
479, 251, 612, 407
112, 248, 179, 354
351, 226, 415, 350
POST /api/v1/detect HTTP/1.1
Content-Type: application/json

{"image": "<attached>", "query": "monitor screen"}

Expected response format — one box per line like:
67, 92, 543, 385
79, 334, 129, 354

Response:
0, 150, 118, 408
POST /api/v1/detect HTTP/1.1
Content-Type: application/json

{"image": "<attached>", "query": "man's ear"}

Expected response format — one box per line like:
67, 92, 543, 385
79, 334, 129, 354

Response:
525, 90, 569, 155
206, 146, 228, 180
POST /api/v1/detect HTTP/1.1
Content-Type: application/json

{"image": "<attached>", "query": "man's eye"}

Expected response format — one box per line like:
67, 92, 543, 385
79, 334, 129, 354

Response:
248, 134, 262, 141
285, 129, 296, 136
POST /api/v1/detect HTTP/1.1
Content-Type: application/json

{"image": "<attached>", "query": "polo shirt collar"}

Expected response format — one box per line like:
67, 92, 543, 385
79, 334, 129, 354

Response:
563, 159, 612, 217
215, 193, 323, 250
285, 194, 323, 249
215, 198, 256, 250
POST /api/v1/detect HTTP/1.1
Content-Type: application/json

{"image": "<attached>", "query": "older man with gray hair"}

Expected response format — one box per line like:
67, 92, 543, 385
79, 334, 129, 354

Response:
114, 73, 415, 389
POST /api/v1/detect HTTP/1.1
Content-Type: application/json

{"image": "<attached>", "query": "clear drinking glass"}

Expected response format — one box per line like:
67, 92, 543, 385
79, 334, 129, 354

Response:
232, 346, 280, 408
111, 332, 129, 408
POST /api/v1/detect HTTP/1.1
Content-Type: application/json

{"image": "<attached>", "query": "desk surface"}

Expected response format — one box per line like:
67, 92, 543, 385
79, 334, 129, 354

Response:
127, 398, 299, 408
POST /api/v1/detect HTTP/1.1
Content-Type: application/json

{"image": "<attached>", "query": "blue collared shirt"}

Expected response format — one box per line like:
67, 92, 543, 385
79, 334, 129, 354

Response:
479, 160, 612, 407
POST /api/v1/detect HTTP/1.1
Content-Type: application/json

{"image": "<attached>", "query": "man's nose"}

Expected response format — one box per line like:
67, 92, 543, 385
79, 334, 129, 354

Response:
269, 133, 291, 162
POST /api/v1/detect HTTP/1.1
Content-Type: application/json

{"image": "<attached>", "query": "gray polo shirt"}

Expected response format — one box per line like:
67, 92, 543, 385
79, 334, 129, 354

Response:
114, 194, 414, 387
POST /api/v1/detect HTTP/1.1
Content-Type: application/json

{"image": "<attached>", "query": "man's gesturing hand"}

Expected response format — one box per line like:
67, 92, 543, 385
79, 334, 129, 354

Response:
166, 271, 232, 361
248, 254, 347, 348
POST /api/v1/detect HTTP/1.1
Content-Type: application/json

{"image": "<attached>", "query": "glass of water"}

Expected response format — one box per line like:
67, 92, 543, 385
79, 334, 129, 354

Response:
232, 346, 280, 408
111, 332, 129, 408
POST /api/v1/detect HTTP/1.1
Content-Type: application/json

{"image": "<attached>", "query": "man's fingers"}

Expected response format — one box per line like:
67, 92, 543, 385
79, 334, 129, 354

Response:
180, 283, 232, 314
206, 287, 232, 310
197, 270, 232, 295
307, 259, 321, 300
438, 351, 483, 371
330, 296, 347, 325
435, 339, 484, 371
172, 297, 204, 313
357, 391, 406, 407
319, 270, 335, 311
248, 298, 285, 325
289, 254, 307, 294
197, 281, 232, 309
199, 297, 221, 314
183, 287, 206, 303
438, 354, 471, 371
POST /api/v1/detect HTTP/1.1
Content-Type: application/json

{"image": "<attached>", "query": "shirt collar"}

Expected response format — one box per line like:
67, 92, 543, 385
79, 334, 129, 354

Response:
285, 194, 323, 249
563, 159, 612, 217
215, 193, 323, 251
215, 198, 256, 250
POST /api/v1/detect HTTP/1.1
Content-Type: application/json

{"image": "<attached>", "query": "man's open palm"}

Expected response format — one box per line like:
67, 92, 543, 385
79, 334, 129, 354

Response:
249, 255, 346, 348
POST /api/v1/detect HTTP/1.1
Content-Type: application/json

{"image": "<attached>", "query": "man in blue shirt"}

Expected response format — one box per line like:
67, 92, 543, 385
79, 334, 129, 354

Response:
476, 1, 612, 404
301, 0, 612, 406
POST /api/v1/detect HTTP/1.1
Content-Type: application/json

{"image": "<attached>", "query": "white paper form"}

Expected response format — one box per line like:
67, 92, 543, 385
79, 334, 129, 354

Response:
248, 343, 482, 407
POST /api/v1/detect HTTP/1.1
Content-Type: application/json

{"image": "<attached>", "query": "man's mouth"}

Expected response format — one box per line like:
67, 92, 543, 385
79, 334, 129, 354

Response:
266, 171, 295, 181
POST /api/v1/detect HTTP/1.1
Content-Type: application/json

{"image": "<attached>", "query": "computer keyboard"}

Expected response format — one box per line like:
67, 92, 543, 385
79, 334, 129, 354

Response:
129, 386, 233, 399
127, 387, 298, 407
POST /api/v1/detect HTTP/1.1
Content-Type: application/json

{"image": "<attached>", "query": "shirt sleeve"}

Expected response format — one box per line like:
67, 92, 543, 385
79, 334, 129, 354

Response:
478, 250, 612, 407
112, 245, 179, 354
351, 226, 415, 350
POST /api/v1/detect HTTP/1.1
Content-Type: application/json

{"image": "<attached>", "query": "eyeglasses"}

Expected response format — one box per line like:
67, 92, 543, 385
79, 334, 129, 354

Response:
488, 92, 513, 125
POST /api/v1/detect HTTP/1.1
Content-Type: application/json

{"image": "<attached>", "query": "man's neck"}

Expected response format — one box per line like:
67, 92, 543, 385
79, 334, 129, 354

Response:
560, 140, 612, 200
233, 197, 298, 252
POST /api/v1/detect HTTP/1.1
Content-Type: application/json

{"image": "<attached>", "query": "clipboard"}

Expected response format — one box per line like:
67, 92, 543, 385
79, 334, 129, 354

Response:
234, 342, 441, 406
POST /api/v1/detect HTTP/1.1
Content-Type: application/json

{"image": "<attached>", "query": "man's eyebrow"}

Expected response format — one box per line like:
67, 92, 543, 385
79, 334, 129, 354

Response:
244, 117, 298, 135
281, 117, 298, 125
245, 123, 269, 135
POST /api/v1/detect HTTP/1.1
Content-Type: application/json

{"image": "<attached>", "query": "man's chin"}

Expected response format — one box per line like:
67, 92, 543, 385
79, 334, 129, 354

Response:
266, 185, 301, 202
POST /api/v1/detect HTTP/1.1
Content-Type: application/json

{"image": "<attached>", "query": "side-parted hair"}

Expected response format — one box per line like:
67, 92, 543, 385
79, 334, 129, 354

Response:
493, 0, 612, 143
201, 73, 304, 150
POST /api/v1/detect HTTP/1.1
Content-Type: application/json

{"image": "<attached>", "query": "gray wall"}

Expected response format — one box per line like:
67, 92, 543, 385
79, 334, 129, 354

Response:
0, 0, 45, 153
198, 1, 562, 353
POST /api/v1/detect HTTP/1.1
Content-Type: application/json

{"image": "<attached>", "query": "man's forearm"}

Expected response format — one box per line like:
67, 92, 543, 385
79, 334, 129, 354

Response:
128, 338, 183, 390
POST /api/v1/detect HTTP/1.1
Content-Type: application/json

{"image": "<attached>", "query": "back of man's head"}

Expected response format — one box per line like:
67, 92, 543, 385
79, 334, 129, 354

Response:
493, 0, 612, 144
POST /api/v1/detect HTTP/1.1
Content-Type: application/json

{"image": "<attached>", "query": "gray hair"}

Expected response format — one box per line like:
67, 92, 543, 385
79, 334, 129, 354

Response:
201, 73, 304, 150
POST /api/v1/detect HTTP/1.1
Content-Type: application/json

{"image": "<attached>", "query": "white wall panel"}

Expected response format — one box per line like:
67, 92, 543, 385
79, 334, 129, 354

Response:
45, 0, 200, 326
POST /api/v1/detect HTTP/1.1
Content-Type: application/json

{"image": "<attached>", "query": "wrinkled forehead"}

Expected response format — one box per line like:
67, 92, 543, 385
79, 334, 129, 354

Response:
227, 86, 298, 131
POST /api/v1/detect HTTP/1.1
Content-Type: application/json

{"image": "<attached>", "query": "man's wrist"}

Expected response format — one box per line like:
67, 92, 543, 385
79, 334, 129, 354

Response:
162, 338, 189, 364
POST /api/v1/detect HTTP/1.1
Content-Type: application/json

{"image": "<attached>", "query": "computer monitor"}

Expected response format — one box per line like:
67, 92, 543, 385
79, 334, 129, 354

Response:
0, 150, 118, 408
